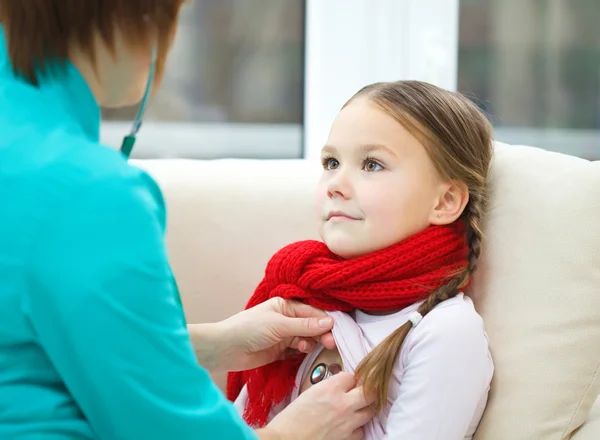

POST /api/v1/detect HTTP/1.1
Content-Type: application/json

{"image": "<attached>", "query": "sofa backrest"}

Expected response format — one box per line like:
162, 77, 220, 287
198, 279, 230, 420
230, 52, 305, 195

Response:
135, 142, 600, 439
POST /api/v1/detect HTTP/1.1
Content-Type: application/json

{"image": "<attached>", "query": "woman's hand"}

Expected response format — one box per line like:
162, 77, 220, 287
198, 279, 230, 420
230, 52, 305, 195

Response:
189, 297, 336, 373
257, 372, 375, 440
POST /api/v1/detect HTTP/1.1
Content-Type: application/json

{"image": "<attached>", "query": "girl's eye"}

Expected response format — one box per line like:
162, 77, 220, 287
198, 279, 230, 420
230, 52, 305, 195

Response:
322, 157, 340, 170
363, 159, 383, 172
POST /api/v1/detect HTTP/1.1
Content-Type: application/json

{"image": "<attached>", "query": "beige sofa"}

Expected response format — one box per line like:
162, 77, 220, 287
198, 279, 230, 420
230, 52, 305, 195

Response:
134, 142, 600, 439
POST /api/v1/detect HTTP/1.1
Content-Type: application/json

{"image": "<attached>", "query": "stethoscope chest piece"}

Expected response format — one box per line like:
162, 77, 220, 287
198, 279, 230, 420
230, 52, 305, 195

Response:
310, 362, 343, 385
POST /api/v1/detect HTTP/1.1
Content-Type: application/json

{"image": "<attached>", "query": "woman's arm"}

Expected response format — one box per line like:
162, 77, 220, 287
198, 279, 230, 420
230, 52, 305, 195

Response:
188, 298, 336, 374
187, 322, 224, 373
26, 171, 255, 440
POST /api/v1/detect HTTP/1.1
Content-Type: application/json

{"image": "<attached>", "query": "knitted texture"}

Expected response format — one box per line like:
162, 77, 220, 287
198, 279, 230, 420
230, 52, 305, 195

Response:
227, 222, 470, 427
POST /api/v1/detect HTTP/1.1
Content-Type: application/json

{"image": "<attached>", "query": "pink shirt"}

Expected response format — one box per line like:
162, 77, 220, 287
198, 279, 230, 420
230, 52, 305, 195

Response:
235, 294, 493, 439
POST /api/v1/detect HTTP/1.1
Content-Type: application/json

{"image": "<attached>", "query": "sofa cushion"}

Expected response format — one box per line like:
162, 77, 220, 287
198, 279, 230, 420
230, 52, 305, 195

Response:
469, 143, 600, 440
135, 158, 321, 324
135, 158, 321, 390
572, 398, 600, 440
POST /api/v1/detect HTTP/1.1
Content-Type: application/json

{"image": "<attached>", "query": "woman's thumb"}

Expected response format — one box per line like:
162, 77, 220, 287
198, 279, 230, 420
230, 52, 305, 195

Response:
282, 315, 333, 338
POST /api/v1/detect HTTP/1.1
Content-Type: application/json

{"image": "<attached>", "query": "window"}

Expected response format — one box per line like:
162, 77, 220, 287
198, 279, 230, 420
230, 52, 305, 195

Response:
458, 0, 600, 160
100, 0, 306, 159
302, 0, 460, 160
99, 1, 599, 160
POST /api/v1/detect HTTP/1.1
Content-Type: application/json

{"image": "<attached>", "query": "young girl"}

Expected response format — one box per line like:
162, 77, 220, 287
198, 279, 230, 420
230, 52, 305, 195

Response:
228, 80, 494, 439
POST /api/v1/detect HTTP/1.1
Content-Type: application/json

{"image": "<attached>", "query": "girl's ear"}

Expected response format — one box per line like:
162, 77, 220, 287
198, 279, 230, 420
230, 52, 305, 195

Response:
430, 181, 469, 225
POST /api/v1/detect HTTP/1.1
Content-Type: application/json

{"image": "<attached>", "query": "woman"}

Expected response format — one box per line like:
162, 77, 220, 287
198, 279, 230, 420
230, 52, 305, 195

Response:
0, 2, 373, 439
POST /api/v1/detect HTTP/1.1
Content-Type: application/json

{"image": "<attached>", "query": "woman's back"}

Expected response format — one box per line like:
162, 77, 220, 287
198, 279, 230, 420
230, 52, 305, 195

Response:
0, 35, 162, 438
0, 28, 252, 439
0, 31, 110, 437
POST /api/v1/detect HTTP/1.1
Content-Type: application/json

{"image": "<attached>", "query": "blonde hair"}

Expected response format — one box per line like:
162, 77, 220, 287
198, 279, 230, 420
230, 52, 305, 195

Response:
350, 80, 493, 413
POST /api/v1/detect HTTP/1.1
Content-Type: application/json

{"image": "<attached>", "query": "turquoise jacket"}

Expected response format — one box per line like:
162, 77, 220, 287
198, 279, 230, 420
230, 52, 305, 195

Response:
0, 29, 255, 439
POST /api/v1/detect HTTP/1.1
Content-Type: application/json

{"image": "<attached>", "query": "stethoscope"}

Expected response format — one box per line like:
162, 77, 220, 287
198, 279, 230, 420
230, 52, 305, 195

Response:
120, 46, 157, 158
310, 362, 343, 385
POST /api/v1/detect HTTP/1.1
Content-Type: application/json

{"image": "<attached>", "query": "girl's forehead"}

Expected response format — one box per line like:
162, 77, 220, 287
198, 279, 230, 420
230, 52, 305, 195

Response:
322, 143, 398, 159
326, 104, 423, 158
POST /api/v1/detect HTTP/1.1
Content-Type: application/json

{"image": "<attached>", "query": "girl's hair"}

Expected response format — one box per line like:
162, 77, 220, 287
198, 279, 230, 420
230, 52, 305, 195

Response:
0, 0, 186, 86
351, 80, 493, 413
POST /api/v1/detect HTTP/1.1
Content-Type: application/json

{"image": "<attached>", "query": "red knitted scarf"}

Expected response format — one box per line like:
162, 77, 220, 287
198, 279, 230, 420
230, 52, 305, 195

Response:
227, 222, 470, 427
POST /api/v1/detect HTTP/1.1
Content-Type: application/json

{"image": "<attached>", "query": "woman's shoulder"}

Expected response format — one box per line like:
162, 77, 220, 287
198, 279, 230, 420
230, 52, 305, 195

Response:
45, 142, 167, 232
21, 133, 164, 218
20, 141, 172, 301
1, 133, 166, 270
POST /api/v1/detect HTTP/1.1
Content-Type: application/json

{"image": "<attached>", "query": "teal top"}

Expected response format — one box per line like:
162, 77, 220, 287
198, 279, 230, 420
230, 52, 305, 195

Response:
0, 29, 256, 439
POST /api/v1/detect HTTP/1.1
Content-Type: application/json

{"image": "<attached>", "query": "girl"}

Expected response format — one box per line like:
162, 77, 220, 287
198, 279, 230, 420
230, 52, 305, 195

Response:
228, 80, 494, 439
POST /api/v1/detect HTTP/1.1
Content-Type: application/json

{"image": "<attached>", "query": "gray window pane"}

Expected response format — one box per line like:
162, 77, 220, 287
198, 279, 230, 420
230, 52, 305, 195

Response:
101, 0, 305, 160
458, 0, 600, 159
103, 0, 305, 124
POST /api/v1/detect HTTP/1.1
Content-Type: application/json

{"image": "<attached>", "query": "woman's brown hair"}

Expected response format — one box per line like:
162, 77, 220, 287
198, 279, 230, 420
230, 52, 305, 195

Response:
0, 0, 186, 85
351, 80, 493, 413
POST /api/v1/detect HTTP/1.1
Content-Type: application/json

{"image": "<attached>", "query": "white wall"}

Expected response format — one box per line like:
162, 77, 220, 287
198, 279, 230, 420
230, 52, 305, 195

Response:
303, 0, 459, 160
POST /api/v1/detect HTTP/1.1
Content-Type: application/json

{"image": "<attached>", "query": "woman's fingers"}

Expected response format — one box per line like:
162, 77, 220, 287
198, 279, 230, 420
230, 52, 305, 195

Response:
348, 427, 365, 440
351, 407, 375, 431
320, 332, 336, 349
345, 385, 376, 411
